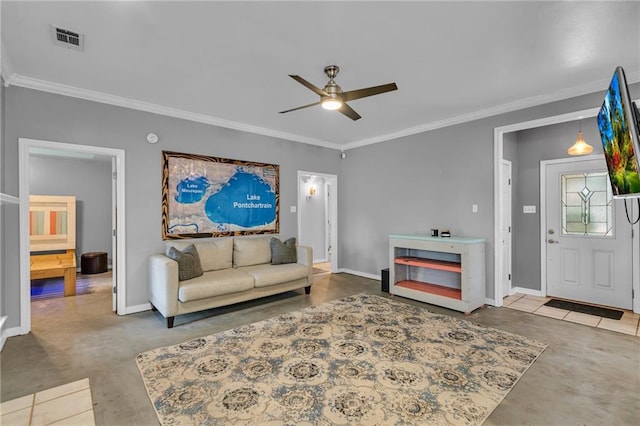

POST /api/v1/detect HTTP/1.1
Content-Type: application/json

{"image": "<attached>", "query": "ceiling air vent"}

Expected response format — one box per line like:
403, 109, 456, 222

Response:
50, 25, 84, 51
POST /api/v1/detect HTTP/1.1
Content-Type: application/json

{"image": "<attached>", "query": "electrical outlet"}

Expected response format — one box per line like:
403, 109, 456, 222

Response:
290, 206, 297, 213
472, 204, 478, 213
523, 205, 536, 214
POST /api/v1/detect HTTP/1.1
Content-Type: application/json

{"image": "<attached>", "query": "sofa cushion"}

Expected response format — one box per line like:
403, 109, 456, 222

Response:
167, 238, 232, 272
166, 245, 203, 281
233, 237, 271, 267
238, 263, 308, 288
270, 237, 297, 265
178, 269, 254, 302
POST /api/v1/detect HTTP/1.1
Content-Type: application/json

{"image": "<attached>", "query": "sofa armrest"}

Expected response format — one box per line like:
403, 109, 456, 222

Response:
296, 245, 313, 285
148, 253, 180, 318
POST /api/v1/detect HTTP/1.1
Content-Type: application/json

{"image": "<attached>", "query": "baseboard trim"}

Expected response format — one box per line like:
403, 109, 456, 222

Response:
122, 302, 152, 315
511, 287, 544, 297
1, 325, 23, 351
337, 268, 380, 281
0, 316, 6, 351
334, 270, 502, 309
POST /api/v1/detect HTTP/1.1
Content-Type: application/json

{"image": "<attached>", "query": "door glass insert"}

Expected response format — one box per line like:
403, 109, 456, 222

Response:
561, 172, 613, 236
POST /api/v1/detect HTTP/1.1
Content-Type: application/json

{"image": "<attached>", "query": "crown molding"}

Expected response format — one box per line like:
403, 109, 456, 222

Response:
1, 42, 17, 87
7, 69, 635, 151
342, 75, 624, 150
8, 74, 341, 150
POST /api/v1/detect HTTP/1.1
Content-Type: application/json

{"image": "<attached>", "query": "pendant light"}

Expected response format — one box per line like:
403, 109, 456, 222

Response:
567, 120, 593, 156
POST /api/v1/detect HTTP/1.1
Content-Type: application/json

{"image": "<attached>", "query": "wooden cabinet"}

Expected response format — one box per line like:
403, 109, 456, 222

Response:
389, 234, 485, 314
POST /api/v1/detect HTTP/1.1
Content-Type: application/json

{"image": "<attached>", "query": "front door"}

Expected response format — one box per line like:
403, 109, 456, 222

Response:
545, 157, 633, 309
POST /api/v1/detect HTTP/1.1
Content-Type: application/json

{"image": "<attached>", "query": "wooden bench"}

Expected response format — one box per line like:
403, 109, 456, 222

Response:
29, 195, 77, 296
30, 249, 77, 296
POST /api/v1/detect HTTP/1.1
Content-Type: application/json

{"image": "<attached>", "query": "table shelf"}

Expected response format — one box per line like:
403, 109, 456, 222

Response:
394, 256, 462, 273
395, 280, 462, 300
389, 234, 486, 314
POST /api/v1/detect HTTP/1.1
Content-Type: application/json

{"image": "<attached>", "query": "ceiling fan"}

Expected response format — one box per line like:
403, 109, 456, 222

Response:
279, 65, 398, 121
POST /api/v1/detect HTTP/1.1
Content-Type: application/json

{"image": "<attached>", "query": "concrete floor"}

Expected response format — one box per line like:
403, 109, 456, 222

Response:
2, 272, 639, 425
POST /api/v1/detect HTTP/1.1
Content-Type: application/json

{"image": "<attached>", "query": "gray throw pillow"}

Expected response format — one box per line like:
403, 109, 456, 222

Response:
270, 237, 297, 265
167, 244, 203, 281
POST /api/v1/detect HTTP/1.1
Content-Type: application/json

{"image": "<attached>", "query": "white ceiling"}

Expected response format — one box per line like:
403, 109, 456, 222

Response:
2, 1, 639, 150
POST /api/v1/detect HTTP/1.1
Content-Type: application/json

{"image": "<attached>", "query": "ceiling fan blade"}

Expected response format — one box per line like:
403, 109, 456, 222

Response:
342, 82, 398, 102
289, 75, 328, 97
279, 101, 321, 114
339, 102, 361, 121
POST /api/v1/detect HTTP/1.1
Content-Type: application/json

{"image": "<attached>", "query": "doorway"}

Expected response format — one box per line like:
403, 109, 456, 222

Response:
297, 171, 338, 273
494, 109, 640, 314
18, 138, 126, 335
541, 156, 633, 310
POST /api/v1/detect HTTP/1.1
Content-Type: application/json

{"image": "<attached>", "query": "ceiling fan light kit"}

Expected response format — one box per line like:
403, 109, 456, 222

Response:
321, 97, 342, 110
280, 65, 397, 121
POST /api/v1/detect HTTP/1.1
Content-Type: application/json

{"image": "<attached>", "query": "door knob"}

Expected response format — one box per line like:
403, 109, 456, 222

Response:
548, 239, 557, 244
548, 229, 555, 235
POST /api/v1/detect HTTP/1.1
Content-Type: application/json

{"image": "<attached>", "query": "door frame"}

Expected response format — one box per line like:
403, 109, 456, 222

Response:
18, 138, 127, 335
297, 170, 338, 273
494, 107, 639, 313
494, 109, 596, 306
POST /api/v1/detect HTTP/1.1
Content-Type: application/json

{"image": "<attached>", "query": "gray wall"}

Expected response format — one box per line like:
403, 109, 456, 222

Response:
3, 80, 639, 330
29, 156, 113, 266
511, 118, 604, 290
2, 86, 341, 328
0, 78, 20, 329
339, 83, 640, 300
340, 119, 497, 277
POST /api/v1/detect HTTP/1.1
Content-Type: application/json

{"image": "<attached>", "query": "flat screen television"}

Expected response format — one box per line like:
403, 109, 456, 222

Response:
597, 66, 640, 198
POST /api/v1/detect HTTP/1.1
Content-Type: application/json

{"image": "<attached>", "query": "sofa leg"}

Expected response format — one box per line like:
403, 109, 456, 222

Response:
305, 286, 311, 295
167, 317, 175, 328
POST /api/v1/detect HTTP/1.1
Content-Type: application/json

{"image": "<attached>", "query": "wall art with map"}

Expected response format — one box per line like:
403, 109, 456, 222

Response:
162, 151, 279, 239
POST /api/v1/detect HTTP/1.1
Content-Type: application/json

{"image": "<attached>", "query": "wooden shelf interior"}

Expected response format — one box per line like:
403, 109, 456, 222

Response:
394, 256, 461, 273
395, 280, 462, 300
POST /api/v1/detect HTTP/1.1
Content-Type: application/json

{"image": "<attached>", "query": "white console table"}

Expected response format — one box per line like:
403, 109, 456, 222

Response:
389, 234, 486, 314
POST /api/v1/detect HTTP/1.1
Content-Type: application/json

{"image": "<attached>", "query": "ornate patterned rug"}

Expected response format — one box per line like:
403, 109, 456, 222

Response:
136, 294, 547, 425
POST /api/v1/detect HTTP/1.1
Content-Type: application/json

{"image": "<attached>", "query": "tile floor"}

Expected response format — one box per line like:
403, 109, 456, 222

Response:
0, 378, 95, 426
504, 293, 640, 337
313, 262, 332, 274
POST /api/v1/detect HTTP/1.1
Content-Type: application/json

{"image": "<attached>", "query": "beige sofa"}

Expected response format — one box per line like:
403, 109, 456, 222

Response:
148, 237, 313, 328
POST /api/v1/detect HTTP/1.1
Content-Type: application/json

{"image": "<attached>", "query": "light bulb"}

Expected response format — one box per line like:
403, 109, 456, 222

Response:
321, 98, 342, 110
567, 131, 594, 156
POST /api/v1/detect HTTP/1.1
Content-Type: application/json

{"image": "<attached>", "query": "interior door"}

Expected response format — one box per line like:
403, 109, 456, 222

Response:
325, 180, 333, 265
501, 160, 513, 297
545, 158, 633, 309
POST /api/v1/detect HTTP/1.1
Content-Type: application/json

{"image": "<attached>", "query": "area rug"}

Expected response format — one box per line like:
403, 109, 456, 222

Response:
136, 294, 547, 425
